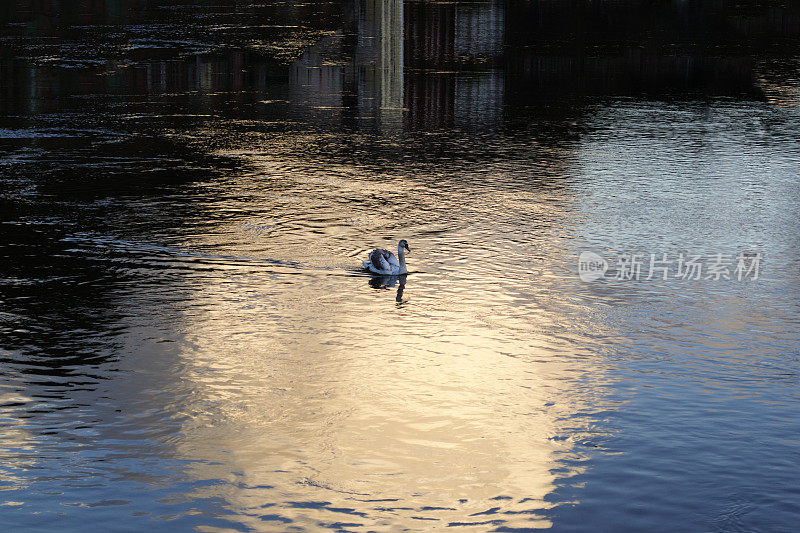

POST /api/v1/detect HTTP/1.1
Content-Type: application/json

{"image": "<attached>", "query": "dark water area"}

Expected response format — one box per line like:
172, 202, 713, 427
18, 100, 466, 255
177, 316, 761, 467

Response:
2, 1, 800, 531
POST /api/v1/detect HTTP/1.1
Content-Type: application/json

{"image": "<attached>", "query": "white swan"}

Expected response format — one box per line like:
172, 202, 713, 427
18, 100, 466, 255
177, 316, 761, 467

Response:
363, 239, 410, 275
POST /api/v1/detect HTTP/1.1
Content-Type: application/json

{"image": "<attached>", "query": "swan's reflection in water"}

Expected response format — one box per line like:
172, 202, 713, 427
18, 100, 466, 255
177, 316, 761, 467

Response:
368, 273, 407, 303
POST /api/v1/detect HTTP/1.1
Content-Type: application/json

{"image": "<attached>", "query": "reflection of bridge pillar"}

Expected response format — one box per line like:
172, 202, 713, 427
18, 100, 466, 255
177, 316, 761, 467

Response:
379, 0, 403, 111
289, 0, 403, 131
354, 0, 404, 131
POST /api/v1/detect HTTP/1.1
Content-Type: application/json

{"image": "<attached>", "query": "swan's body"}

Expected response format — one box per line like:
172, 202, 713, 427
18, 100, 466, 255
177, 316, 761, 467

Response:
363, 239, 410, 275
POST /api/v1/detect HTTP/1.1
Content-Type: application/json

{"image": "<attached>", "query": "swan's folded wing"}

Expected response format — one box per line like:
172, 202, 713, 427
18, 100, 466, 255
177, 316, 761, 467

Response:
385, 252, 400, 268
369, 249, 394, 271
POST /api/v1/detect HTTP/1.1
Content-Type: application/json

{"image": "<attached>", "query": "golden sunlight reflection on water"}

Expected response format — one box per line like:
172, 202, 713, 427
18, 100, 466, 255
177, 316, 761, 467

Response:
155, 159, 615, 530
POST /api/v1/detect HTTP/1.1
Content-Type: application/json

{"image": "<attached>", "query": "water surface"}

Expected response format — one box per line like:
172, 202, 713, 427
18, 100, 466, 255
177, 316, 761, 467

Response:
1, 1, 800, 531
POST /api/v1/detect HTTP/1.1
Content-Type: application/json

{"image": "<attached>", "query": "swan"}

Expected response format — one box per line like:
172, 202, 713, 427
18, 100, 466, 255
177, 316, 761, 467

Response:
363, 239, 410, 275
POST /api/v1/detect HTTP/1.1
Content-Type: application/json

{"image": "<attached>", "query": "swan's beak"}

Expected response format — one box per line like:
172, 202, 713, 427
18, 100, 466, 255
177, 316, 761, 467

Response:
404, 243, 411, 252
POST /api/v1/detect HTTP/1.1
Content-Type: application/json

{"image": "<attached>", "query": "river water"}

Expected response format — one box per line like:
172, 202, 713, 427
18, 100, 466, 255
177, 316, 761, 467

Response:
1, 1, 799, 531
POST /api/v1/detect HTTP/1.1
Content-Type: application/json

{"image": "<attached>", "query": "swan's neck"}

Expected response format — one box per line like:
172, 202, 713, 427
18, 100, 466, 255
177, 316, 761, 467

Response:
397, 243, 406, 266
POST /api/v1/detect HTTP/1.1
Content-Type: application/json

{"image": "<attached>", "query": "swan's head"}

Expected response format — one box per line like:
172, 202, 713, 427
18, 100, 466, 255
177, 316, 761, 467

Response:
399, 239, 410, 252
